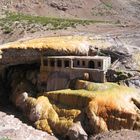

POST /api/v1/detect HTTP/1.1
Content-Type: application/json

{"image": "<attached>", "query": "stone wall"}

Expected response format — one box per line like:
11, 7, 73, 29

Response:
0, 48, 41, 66
38, 68, 106, 91
0, 48, 85, 66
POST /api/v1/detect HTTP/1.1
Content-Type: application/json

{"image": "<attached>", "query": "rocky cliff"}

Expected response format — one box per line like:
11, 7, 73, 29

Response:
10, 76, 140, 138
0, 35, 140, 139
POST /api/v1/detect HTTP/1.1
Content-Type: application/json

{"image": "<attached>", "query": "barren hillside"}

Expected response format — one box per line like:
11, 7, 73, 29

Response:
0, 0, 139, 44
0, 0, 140, 22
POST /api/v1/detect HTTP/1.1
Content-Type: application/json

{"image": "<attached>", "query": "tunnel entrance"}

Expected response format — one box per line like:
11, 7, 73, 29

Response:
0, 63, 40, 106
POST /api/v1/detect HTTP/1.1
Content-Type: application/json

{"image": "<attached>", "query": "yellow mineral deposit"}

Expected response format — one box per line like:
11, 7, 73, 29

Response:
0, 35, 111, 52
41, 81, 140, 134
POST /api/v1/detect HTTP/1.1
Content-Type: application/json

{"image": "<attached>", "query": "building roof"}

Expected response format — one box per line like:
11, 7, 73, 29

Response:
44, 55, 110, 60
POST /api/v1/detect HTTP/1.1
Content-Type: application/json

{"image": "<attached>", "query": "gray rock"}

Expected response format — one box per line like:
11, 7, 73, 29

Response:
0, 111, 58, 140
125, 76, 140, 89
66, 121, 88, 140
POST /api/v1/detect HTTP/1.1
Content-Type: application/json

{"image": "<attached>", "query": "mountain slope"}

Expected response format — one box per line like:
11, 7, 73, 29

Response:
0, 0, 140, 22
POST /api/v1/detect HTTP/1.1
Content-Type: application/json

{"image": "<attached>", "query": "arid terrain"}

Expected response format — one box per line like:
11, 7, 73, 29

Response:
0, 0, 140, 140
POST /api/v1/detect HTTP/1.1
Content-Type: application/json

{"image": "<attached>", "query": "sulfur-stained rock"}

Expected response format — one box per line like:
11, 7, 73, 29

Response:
85, 86, 140, 134
11, 79, 37, 105
11, 78, 140, 136
14, 94, 74, 135
46, 81, 140, 135
86, 101, 108, 134
26, 96, 59, 122
35, 119, 53, 135
53, 104, 81, 120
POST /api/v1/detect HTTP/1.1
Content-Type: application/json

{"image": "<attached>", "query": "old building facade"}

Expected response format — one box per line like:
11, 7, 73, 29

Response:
39, 56, 111, 91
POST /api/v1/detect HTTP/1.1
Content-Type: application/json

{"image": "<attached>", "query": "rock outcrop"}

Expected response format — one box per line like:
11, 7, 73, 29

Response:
0, 35, 139, 138
10, 76, 140, 136
0, 35, 112, 66
0, 110, 58, 140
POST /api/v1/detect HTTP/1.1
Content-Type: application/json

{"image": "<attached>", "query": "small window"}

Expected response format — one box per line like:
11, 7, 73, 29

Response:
64, 60, 70, 68
77, 60, 80, 66
44, 60, 48, 66
82, 61, 85, 66
50, 59, 55, 67
57, 60, 62, 67
88, 60, 95, 69
98, 61, 101, 68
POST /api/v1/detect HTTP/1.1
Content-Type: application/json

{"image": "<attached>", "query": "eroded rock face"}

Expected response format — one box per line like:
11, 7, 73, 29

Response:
3, 54, 139, 138
48, 81, 140, 133
10, 77, 140, 137
0, 35, 140, 90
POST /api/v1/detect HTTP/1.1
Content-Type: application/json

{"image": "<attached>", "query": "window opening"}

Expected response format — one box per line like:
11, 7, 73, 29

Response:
82, 61, 85, 66
57, 60, 62, 67
64, 60, 70, 68
44, 60, 48, 66
98, 61, 101, 68
88, 60, 95, 69
50, 59, 55, 67
77, 60, 80, 66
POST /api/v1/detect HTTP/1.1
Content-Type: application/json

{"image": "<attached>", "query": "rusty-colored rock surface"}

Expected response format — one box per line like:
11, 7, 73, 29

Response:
10, 78, 140, 136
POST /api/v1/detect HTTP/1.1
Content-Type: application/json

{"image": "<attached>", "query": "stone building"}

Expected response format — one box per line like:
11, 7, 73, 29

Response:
39, 56, 111, 91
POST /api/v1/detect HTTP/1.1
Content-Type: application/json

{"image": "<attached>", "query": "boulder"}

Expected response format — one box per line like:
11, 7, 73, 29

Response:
66, 121, 88, 140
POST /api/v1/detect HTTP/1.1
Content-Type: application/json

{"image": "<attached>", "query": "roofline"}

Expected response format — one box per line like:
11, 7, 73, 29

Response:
43, 55, 111, 60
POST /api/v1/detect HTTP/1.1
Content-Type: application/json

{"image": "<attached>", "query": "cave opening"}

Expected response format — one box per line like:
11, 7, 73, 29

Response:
0, 63, 41, 128
0, 63, 40, 106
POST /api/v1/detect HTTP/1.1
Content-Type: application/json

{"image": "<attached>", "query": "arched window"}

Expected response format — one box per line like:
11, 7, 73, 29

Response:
88, 60, 95, 69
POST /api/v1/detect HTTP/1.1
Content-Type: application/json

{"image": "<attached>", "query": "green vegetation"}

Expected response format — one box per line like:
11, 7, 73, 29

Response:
0, 137, 10, 140
43, 81, 136, 108
0, 11, 110, 33
75, 80, 119, 91
102, 2, 113, 10
2, 25, 13, 34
